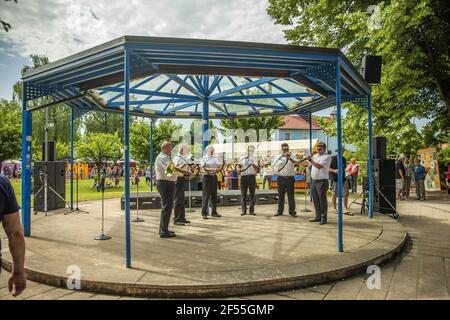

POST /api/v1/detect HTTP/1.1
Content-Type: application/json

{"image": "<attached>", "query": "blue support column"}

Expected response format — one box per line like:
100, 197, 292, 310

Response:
202, 76, 209, 152
368, 93, 374, 219
70, 107, 74, 210
124, 49, 132, 268
149, 118, 154, 192
336, 59, 344, 253
21, 82, 32, 236
309, 112, 313, 202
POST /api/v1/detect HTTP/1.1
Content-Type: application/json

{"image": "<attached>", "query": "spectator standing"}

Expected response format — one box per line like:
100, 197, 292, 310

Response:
413, 159, 427, 201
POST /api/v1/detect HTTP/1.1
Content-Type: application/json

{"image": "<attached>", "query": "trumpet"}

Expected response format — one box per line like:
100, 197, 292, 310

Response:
165, 161, 176, 177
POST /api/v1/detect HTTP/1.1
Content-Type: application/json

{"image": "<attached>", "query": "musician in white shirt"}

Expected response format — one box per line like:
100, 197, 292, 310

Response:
272, 143, 300, 217
172, 143, 195, 225
200, 145, 222, 219
237, 145, 259, 215
303, 142, 331, 225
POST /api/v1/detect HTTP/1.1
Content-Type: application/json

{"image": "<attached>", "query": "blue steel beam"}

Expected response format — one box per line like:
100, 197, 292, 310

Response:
102, 87, 199, 101
213, 100, 286, 111
202, 76, 209, 151
124, 49, 132, 268
70, 107, 74, 210
209, 77, 277, 101
226, 76, 256, 111
108, 98, 200, 107
336, 58, 343, 253
21, 82, 32, 236
166, 75, 204, 98
216, 92, 316, 100
102, 74, 159, 102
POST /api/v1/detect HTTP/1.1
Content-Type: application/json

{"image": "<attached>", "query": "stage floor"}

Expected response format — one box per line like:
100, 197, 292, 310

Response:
1, 198, 407, 298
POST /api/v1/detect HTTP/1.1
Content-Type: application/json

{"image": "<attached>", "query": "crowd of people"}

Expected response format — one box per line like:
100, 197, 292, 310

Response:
395, 155, 428, 201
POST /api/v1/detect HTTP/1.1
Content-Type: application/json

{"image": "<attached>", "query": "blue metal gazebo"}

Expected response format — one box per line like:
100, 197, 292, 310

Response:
21, 36, 374, 268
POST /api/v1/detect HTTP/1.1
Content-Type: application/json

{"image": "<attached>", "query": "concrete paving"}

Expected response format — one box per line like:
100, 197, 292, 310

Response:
5, 192, 448, 300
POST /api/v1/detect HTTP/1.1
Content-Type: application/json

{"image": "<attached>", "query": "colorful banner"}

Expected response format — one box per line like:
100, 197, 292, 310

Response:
417, 147, 441, 191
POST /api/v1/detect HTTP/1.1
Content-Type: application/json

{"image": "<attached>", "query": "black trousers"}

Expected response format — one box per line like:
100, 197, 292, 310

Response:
156, 180, 175, 233
311, 179, 329, 222
202, 175, 218, 216
241, 175, 256, 213
277, 176, 296, 215
174, 176, 186, 222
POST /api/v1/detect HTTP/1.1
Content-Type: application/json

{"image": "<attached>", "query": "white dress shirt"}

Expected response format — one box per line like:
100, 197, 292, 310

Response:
238, 155, 258, 176
310, 152, 331, 180
155, 152, 177, 182
201, 155, 221, 175
272, 154, 296, 177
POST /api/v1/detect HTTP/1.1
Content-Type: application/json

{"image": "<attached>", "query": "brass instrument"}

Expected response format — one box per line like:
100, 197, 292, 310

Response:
165, 161, 177, 177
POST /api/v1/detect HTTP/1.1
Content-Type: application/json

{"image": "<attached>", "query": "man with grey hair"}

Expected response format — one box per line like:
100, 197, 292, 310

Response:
200, 145, 222, 219
155, 141, 177, 238
237, 145, 259, 215
173, 143, 195, 225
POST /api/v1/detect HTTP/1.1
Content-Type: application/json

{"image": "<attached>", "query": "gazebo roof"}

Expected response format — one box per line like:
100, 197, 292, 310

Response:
22, 35, 370, 119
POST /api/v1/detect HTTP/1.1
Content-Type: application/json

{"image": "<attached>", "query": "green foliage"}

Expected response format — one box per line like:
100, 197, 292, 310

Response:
130, 119, 182, 163
267, 0, 450, 157
83, 111, 133, 141
76, 133, 122, 164
437, 146, 450, 163
56, 142, 70, 160
0, 99, 21, 163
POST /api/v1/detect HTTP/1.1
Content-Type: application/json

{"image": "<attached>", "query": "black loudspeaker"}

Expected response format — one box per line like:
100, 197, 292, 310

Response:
372, 159, 396, 214
372, 137, 387, 160
33, 161, 66, 211
42, 141, 56, 161
362, 55, 382, 84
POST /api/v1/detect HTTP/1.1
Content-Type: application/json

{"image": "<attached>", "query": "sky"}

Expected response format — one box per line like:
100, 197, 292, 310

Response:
0, 0, 287, 99
0, 0, 428, 130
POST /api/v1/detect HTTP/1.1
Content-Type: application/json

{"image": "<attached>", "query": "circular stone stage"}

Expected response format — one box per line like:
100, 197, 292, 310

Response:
1, 198, 407, 298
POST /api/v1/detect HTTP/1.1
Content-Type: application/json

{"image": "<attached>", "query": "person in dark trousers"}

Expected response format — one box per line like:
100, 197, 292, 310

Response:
305, 142, 331, 225
155, 141, 178, 238
413, 158, 427, 200
272, 143, 300, 217
173, 143, 194, 225
237, 145, 259, 216
0, 174, 27, 297
330, 147, 352, 215
200, 145, 222, 219
396, 155, 406, 201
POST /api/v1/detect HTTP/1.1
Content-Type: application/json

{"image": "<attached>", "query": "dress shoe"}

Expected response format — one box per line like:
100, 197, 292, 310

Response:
211, 213, 222, 218
160, 232, 176, 238
241, 212, 247, 216
274, 213, 283, 216
319, 221, 327, 225
249, 212, 256, 216
290, 213, 297, 217
202, 215, 208, 219
181, 219, 191, 224
309, 218, 321, 222
174, 221, 185, 226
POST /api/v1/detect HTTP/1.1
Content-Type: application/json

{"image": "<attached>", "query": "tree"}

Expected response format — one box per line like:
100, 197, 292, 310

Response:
1, 0, 17, 32
0, 99, 21, 163
82, 111, 133, 141
267, 0, 450, 155
56, 142, 70, 161
76, 133, 122, 164
13, 55, 81, 146
129, 119, 182, 164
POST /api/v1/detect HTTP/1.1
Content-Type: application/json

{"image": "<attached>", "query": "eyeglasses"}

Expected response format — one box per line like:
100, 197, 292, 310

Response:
282, 148, 289, 152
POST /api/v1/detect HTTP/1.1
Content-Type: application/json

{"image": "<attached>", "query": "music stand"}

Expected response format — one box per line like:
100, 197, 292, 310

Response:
95, 168, 111, 240
132, 171, 144, 222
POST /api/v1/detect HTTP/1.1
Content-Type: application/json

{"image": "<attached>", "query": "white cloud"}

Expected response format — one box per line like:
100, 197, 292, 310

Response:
1, 0, 287, 61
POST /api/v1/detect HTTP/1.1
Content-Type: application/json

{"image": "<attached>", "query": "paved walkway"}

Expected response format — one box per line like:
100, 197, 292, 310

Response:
1, 192, 448, 300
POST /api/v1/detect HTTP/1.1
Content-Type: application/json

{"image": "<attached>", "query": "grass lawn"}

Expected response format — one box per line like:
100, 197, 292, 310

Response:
10, 177, 361, 204
11, 178, 144, 204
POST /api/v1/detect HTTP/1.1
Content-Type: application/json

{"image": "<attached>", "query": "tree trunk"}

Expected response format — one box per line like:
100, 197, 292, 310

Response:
435, 79, 450, 117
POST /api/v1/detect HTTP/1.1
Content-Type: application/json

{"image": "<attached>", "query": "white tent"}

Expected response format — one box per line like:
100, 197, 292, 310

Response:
212, 139, 319, 160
